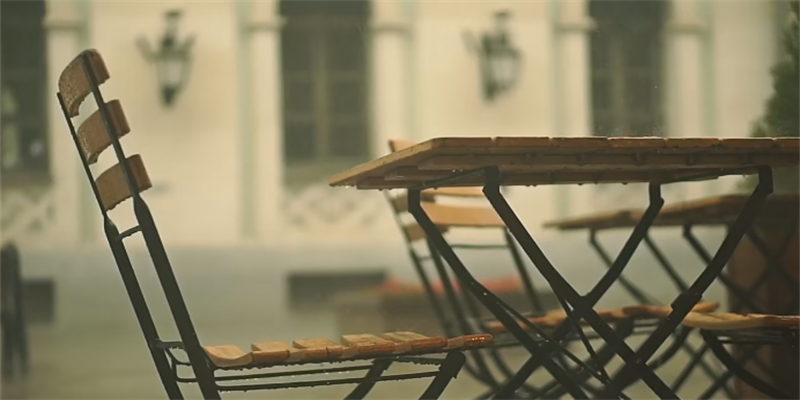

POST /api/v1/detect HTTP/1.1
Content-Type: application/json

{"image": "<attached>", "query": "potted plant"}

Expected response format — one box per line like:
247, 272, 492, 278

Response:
730, 3, 798, 398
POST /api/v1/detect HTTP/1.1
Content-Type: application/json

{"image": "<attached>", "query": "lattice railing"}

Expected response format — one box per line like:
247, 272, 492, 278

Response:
1, 186, 56, 244
281, 182, 393, 237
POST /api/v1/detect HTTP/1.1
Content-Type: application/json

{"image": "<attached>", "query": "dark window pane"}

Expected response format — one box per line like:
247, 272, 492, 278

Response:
284, 123, 316, 161
1, 0, 48, 182
589, 0, 665, 137
329, 123, 366, 157
284, 79, 315, 114
329, 80, 362, 114
281, 0, 369, 17
627, 78, 656, 112
282, 29, 313, 73
328, 27, 364, 72
591, 77, 610, 113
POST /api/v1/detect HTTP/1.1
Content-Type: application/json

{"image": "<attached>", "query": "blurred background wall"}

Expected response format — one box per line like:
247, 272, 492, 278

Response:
0, 1, 793, 396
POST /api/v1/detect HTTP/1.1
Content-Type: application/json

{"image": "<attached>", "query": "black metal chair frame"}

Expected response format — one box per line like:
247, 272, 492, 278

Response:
407, 164, 774, 399
699, 327, 798, 399
56, 50, 467, 400
678, 219, 798, 398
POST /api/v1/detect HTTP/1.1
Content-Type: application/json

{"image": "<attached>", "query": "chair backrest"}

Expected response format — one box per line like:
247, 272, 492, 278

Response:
58, 50, 151, 213
56, 50, 215, 395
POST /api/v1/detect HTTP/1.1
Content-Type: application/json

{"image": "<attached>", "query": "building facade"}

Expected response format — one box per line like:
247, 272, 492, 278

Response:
3, 0, 788, 251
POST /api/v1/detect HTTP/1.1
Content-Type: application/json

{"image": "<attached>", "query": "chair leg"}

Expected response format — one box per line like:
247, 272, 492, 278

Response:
701, 330, 791, 399
344, 359, 393, 400
419, 351, 467, 400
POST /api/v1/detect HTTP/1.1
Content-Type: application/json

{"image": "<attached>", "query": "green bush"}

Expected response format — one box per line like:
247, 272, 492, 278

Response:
745, 1, 799, 192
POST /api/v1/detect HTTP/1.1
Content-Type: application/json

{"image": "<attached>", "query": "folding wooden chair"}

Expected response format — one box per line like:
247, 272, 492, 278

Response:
56, 49, 494, 400
636, 307, 800, 399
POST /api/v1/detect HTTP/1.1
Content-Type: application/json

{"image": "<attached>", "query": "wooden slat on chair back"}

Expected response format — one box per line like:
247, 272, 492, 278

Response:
58, 49, 151, 212
77, 100, 130, 164
96, 155, 152, 211
58, 49, 110, 117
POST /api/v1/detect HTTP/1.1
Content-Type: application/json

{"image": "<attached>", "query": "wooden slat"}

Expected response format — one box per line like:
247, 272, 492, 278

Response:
416, 154, 799, 172
621, 302, 720, 319
329, 136, 800, 189
421, 202, 505, 228
357, 169, 730, 189
545, 194, 799, 231
657, 194, 799, 225
251, 341, 328, 363
424, 187, 485, 198
543, 210, 642, 231
95, 154, 152, 211
293, 338, 348, 359
58, 49, 110, 117
381, 331, 448, 353
207, 331, 495, 369
250, 341, 291, 364
388, 138, 416, 152
340, 334, 396, 356
445, 334, 494, 350
204, 345, 253, 368
402, 223, 449, 242
77, 100, 130, 164
679, 312, 800, 330
486, 302, 720, 333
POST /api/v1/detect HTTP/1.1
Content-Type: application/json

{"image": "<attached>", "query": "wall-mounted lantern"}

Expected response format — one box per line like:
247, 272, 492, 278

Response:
136, 10, 195, 107
464, 11, 522, 102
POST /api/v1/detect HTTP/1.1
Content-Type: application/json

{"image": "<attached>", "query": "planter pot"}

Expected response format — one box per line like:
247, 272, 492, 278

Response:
727, 223, 799, 399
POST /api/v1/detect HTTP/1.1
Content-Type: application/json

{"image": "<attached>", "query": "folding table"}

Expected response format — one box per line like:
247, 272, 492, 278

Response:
329, 136, 799, 399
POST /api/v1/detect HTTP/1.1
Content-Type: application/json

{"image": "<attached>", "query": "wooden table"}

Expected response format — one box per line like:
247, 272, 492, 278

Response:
544, 194, 799, 399
330, 136, 799, 399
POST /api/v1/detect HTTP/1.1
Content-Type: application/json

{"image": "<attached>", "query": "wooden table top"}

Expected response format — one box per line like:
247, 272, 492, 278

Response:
329, 137, 799, 189
543, 194, 800, 230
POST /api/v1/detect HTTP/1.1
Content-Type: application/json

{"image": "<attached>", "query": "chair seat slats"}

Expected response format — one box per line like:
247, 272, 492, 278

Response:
485, 302, 720, 333
205, 332, 493, 369
205, 345, 254, 368
680, 312, 800, 330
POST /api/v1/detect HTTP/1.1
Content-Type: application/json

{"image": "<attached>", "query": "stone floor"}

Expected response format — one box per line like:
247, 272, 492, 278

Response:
1, 307, 732, 400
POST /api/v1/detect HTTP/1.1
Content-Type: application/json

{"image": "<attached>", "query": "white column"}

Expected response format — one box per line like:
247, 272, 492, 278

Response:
44, 0, 86, 246
370, 2, 409, 158
247, 1, 285, 240
555, 0, 595, 217
667, 0, 708, 200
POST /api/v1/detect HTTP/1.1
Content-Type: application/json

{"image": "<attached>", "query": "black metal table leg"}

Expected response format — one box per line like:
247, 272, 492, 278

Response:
492, 181, 666, 399
481, 168, 677, 399
600, 167, 774, 399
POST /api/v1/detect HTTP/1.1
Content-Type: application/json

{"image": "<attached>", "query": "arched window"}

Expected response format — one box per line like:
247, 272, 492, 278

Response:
1, 0, 49, 186
280, 0, 370, 185
589, 0, 667, 137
